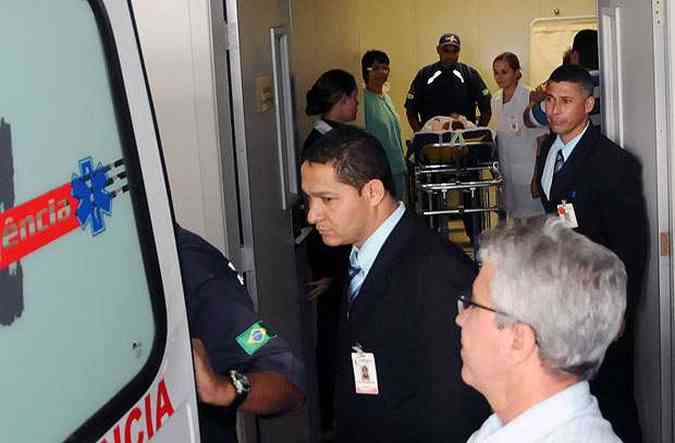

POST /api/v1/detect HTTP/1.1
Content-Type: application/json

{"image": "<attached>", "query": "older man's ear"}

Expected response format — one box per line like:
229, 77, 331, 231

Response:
509, 323, 538, 364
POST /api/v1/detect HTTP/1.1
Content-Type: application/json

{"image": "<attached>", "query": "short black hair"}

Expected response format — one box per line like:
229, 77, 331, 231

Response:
572, 29, 599, 70
302, 125, 395, 196
548, 64, 594, 97
361, 50, 390, 83
305, 69, 357, 116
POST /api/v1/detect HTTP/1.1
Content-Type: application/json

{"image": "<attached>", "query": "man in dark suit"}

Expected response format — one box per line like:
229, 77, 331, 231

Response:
300, 125, 488, 443
534, 64, 648, 442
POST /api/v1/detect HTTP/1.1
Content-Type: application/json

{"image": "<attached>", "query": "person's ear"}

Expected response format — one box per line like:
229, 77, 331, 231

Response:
510, 323, 538, 361
362, 179, 386, 206
584, 94, 596, 114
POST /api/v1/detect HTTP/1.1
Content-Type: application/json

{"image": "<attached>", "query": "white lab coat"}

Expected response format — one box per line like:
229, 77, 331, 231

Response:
491, 84, 547, 218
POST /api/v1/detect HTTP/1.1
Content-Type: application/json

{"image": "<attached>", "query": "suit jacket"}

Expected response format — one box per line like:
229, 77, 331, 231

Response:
334, 211, 489, 443
534, 124, 647, 315
534, 125, 648, 442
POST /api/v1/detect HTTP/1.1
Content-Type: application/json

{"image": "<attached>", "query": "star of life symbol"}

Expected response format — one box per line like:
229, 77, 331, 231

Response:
71, 156, 112, 236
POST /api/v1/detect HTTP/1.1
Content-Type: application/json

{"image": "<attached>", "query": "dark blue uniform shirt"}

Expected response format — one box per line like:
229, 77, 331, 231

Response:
176, 226, 305, 443
405, 61, 491, 125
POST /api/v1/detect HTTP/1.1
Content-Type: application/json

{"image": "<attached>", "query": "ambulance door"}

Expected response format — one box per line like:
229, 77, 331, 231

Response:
0, 1, 199, 442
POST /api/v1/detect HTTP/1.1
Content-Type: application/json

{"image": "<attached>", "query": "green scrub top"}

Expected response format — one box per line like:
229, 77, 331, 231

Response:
364, 89, 407, 175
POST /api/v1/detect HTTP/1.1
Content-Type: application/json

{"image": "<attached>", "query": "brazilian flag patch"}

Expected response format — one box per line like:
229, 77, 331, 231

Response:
235, 321, 277, 355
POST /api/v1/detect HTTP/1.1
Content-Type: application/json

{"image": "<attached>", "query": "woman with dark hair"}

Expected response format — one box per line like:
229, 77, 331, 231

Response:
302, 69, 356, 439
361, 50, 408, 202
303, 69, 358, 153
491, 52, 545, 218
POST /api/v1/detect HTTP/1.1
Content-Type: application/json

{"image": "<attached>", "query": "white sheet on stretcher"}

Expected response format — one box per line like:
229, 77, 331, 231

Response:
413, 116, 495, 144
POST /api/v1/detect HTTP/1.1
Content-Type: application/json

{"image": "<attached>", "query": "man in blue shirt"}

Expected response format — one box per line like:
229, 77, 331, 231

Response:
300, 125, 488, 442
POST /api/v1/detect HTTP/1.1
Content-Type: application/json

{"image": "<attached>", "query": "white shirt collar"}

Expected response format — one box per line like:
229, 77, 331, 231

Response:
468, 381, 615, 442
554, 121, 590, 161
351, 202, 406, 279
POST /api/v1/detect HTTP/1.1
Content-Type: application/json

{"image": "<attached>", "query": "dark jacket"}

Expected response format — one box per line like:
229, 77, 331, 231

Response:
405, 61, 491, 125
534, 124, 647, 313
334, 211, 489, 443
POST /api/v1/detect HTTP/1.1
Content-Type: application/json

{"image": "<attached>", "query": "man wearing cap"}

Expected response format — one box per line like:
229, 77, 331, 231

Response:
406, 33, 492, 243
405, 33, 492, 132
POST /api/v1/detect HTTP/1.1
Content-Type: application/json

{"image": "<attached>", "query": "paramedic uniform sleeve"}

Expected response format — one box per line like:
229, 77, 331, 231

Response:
468, 67, 492, 126
189, 264, 306, 393
405, 70, 424, 132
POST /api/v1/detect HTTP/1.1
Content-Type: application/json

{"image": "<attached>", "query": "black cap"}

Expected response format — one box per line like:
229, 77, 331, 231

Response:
438, 33, 461, 49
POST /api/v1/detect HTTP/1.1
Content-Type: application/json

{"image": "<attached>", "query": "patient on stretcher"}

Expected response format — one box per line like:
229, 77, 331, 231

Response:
409, 115, 494, 164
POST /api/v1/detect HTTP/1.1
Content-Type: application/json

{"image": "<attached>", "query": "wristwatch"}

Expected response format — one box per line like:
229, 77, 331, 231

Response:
228, 369, 251, 409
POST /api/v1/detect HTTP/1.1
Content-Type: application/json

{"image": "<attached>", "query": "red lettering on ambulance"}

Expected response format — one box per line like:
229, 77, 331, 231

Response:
124, 406, 144, 443
97, 378, 176, 443
0, 183, 79, 268
155, 379, 175, 430
144, 393, 155, 439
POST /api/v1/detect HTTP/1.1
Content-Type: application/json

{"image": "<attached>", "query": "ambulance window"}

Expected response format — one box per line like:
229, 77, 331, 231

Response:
1, 2, 166, 441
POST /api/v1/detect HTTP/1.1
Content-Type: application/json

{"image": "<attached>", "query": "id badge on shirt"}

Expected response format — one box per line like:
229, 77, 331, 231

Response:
352, 346, 379, 395
509, 115, 522, 135
557, 200, 579, 229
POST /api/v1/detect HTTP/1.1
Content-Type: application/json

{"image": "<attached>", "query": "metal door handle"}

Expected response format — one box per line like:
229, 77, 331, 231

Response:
270, 26, 298, 210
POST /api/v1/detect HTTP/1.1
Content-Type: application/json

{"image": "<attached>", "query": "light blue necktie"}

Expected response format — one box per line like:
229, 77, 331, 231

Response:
554, 149, 565, 174
348, 250, 364, 302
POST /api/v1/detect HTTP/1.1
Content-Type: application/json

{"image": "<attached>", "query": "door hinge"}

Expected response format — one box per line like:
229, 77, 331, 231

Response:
239, 246, 254, 272
224, 23, 238, 51
659, 232, 670, 257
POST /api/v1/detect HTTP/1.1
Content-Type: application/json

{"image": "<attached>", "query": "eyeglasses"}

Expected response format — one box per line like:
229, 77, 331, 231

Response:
457, 294, 539, 343
367, 65, 390, 73
456, 294, 509, 317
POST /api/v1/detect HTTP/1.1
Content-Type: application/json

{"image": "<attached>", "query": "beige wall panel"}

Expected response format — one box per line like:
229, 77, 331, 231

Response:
538, 0, 596, 18
291, 0, 320, 139
471, 0, 541, 92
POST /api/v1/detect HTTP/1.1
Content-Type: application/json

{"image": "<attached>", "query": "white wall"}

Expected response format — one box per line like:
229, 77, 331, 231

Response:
131, 0, 229, 253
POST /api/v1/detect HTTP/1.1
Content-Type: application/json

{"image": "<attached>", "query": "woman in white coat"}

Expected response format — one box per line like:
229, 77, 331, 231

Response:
491, 52, 546, 218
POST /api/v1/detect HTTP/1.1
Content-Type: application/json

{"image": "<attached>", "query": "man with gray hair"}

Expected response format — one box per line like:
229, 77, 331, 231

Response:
456, 217, 624, 442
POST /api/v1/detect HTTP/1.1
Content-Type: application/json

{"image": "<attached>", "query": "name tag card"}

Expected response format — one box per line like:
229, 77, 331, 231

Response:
351, 351, 379, 395
557, 200, 579, 229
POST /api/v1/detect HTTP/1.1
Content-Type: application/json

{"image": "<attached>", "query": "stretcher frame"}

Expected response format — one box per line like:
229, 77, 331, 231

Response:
409, 129, 505, 250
